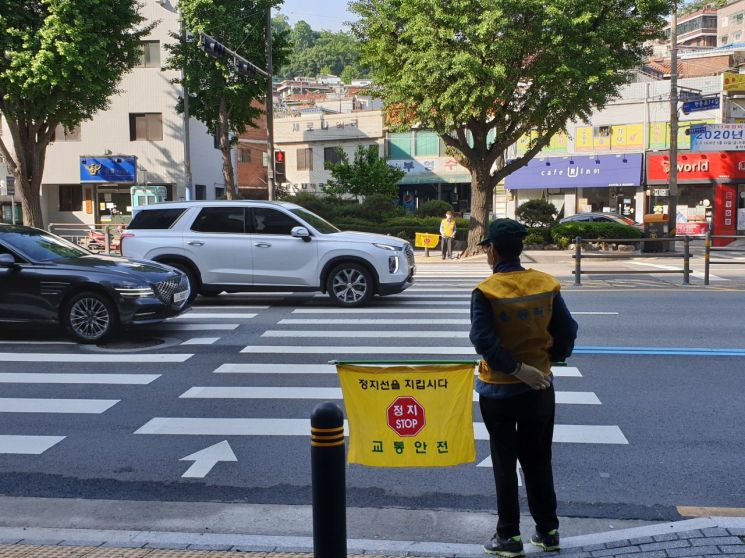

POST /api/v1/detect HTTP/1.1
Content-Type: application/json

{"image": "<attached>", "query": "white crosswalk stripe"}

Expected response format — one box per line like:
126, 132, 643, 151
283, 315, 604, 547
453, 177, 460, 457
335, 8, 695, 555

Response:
0, 435, 66, 455
0, 398, 119, 414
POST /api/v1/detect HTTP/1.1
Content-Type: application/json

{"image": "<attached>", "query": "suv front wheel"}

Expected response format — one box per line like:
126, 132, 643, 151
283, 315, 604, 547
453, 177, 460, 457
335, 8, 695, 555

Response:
326, 263, 374, 307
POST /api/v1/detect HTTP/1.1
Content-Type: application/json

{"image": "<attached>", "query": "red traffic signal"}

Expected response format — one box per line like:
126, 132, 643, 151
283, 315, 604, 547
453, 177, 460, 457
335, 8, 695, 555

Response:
274, 150, 286, 183
274, 150, 285, 163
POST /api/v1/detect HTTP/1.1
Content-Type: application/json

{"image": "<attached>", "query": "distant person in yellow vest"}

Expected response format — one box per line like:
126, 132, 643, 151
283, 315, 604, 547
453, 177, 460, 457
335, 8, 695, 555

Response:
469, 218, 578, 557
440, 210, 457, 260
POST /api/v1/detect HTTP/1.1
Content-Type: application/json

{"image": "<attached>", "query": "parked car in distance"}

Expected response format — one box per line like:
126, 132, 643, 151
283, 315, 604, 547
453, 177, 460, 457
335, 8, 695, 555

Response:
121, 200, 416, 307
559, 212, 643, 230
0, 224, 190, 343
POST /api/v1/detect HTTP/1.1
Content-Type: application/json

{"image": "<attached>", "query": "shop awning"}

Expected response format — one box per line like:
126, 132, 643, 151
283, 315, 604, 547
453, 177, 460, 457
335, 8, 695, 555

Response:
504, 153, 643, 190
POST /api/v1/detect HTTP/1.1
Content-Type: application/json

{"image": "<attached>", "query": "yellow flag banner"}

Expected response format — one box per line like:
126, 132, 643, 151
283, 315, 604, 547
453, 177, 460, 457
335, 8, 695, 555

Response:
337, 363, 476, 467
414, 232, 440, 249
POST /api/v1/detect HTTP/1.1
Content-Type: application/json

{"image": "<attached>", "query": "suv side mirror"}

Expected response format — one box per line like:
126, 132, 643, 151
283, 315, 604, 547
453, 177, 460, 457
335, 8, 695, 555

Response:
291, 226, 311, 242
0, 253, 16, 268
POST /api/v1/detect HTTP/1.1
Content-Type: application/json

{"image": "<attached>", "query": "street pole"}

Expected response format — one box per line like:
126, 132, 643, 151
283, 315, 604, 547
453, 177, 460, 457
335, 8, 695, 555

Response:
668, 1, 679, 240
266, 6, 276, 201
181, 22, 193, 201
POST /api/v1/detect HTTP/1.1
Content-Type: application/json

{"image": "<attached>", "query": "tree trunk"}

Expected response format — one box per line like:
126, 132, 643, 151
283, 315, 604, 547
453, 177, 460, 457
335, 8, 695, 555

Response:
219, 97, 237, 200
19, 173, 44, 227
462, 164, 493, 257
3, 120, 48, 228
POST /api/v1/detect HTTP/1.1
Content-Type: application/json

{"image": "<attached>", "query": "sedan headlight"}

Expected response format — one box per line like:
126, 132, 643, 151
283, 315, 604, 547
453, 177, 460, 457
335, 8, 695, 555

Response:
115, 286, 155, 298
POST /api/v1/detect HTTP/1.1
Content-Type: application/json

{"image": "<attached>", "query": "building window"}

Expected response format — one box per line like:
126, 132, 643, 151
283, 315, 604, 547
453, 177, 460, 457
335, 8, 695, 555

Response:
238, 148, 252, 163
415, 131, 439, 156
59, 185, 83, 212
135, 41, 160, 68
387, 132, 412, 159
722, 35, 729, 44
195, 184, 206, 200
735, 31, 743, 41
324, 146, 342, 165
129, 113, 163, 141
297, 148, 313, 171
51, 124, 81, 142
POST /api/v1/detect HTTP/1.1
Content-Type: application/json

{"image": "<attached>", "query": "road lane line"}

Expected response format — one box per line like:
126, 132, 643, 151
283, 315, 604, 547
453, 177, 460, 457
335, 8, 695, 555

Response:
191, 306, 269, 310
213, 363, 582, 377
0, 353, 192, 363
0, 435, 66, 454
294, 308, 468, 314
173, 313, 257, 319
0, 373, 159, 384
0, 398, 119, 413
180, 386, 600, 405
181, 337, 220, 345
262, 330, 470, 338
241, 345, 476, 354
279, 319, 471, 325
135, 418, 624, 442
158, 323, 239, 331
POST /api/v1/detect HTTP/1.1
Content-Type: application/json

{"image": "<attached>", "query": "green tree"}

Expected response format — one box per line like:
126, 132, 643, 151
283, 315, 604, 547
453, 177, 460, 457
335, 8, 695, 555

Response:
166, 0, 289, 199
515, 199, 558, 228
324, 145, 405, 200
680, 0, 725, 15
351, 0, 667, 254
0, 0, 150, 226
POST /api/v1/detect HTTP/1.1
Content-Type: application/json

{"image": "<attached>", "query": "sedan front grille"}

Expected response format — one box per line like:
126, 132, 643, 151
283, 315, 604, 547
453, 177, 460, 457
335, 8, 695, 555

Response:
154, 277, 181, 304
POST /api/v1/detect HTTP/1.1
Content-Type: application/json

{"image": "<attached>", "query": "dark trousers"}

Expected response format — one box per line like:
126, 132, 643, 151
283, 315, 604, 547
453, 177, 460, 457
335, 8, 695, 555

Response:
479, 386, 558, 538
441, 236, 453, 259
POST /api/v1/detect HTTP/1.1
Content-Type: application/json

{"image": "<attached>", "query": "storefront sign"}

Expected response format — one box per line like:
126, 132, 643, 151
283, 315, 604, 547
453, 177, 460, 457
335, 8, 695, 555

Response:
80, 156, 137, 183
690, 124, 745, 151
682, 97, 719, 114
676, 222, 709, 236
388, 158, 471, 185
647, 151, 745, 184
504, 153, 643, 190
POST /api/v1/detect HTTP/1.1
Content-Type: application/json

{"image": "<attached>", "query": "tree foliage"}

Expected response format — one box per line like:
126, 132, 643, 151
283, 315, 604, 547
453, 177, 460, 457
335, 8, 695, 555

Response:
324, 145, 405, 200
515, 199, 558, 228
350, 0, 668, 254
276, 19, 367, 80
166, 0, 289, 198
680, 0, 726, 16
0, 0, 150, 226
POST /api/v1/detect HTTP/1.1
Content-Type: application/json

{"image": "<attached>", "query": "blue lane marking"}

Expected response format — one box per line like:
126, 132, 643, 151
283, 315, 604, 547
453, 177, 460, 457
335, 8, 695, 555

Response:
575, 346, 745, 356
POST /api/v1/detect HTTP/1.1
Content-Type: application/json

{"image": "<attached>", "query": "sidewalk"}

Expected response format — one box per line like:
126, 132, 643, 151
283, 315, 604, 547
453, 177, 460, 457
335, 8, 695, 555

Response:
0, 497, 742, 558
0, 516, 743, 558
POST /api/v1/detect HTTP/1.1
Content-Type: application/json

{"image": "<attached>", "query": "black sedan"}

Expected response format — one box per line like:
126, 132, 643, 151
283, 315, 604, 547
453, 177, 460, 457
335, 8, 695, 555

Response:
0, 224, 190, 343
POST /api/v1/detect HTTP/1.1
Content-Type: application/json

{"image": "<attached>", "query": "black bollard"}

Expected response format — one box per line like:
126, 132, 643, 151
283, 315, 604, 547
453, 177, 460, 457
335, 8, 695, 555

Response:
311, 401, 347, 558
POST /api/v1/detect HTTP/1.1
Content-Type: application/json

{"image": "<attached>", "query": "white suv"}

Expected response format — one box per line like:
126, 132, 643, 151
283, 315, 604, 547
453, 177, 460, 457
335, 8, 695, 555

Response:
120, 201, 415, 307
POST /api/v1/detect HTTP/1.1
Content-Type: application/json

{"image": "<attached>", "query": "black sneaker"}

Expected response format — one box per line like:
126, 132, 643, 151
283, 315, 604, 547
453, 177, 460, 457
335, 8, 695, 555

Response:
530, 529, 560, 552
484, 534, 525, 557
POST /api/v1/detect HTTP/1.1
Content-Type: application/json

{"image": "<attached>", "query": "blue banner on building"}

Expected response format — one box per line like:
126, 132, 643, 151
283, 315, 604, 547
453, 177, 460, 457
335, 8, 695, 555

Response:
504, 153, 643, 190
80, 156, 137, 183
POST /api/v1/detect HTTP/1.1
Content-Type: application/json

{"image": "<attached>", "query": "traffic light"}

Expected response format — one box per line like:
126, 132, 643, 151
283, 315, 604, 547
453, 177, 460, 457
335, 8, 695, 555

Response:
200, 34, 225, 59
274, 150, 286, 183
235, 59, 256, 77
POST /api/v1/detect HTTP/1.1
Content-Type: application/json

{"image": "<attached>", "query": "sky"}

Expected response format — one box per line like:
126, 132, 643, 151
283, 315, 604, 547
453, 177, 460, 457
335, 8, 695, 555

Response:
277, 0, 354, 32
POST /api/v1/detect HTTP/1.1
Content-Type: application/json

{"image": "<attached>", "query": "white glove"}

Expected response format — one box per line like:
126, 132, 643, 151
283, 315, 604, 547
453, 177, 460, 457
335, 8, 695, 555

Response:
513, 363, 551, 390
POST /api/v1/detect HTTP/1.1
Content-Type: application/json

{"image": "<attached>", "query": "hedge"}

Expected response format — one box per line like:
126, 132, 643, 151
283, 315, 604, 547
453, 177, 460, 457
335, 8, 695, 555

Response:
550, 222, 642, 244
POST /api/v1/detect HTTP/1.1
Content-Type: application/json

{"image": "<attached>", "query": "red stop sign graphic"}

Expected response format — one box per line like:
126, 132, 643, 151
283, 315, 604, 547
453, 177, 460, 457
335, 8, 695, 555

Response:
387, 396, 426, 437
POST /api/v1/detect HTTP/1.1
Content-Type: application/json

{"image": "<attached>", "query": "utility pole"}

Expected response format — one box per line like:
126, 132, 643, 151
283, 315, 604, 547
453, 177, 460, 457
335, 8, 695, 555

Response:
181, 23, 193, 201
668, 0, 679, 240
266, 6, 276, 201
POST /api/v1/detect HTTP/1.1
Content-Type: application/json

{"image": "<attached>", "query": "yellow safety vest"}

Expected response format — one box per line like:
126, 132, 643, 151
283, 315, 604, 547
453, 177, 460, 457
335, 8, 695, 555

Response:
475, 269, 560, 385
441, 218, 456, 238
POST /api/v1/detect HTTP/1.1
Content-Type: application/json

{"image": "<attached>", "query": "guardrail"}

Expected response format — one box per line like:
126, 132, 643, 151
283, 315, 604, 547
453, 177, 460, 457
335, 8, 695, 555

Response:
703, 232, 745, 285
48, 223, 124, 255
573, 236, 692, 286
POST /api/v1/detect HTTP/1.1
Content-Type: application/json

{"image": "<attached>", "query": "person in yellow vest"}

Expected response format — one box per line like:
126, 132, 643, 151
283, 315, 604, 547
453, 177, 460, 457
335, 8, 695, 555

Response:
439, 210, 457, 260
469, 218, 578, 557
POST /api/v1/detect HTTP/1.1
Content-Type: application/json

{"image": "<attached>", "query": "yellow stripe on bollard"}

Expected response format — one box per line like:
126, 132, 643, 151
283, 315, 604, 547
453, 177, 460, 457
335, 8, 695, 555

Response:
311, 426, 345, 447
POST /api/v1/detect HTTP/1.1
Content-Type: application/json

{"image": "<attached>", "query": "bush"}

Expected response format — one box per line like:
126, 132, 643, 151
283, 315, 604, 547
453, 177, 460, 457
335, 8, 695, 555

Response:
357, 194, 404, 220
415, 199, 454, 217
524, 232, 547, 246
515, 199, 558, 228
550, 222, 642, 245
285, 192, 337, 220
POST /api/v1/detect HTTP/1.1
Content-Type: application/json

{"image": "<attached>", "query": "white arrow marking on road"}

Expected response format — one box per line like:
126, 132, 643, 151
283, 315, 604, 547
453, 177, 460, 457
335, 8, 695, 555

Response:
180, 440, 237, 478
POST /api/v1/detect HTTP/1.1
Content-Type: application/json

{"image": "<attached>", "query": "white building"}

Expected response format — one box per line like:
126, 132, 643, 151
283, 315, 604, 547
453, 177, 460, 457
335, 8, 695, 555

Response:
1, 0, 225, 229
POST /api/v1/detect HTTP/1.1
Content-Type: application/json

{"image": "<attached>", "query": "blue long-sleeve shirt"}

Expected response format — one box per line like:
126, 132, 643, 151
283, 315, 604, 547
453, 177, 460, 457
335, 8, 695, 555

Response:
470, 258, 578, 398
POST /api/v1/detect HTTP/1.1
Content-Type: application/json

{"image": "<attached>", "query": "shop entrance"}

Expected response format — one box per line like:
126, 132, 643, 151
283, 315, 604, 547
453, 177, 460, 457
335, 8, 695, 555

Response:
96, 185, 170, 224
738, 185, 745, 232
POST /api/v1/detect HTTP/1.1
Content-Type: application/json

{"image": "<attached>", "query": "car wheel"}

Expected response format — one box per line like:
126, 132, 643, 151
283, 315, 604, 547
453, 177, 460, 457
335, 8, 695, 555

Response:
326, 263, 374, 307
168, 262, 198, 303
64, 291, 118, 343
